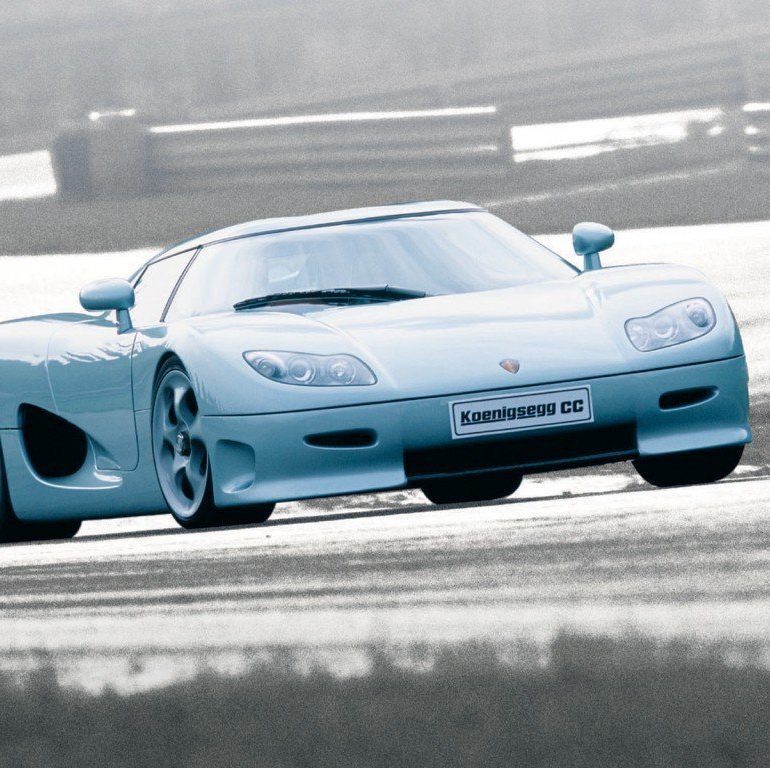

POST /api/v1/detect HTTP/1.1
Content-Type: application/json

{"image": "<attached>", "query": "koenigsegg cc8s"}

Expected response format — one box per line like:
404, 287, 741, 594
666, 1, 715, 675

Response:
0, 201, 750, 540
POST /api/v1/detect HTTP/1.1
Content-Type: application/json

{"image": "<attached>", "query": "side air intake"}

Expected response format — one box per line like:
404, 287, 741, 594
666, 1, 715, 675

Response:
20, 404, 89, 478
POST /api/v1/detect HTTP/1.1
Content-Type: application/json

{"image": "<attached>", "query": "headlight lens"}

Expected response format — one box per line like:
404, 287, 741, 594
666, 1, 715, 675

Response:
243, 351, 376, 386
625, 298, 716, 352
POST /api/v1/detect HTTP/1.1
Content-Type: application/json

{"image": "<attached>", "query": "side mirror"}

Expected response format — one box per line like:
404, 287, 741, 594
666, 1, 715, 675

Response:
572, 222, 615, 272
80, 278, 135, 333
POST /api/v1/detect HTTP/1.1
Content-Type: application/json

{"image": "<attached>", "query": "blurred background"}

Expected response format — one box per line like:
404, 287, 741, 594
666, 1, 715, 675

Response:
2, 0, 770, 251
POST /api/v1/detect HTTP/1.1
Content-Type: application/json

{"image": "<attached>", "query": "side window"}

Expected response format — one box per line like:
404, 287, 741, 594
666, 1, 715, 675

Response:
131, 250, 197, 327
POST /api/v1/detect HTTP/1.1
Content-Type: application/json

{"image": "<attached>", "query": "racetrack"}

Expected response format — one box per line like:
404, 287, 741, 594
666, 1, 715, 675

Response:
0, 218, 768, 690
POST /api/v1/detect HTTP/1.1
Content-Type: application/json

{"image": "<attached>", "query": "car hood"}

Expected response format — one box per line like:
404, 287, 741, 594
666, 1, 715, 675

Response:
179, 263, 739, 413
305, 280, 622, 393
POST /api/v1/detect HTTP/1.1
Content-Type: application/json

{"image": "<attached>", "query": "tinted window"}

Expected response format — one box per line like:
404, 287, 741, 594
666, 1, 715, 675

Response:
165, 212, 577, 321
131, 250, 196, 326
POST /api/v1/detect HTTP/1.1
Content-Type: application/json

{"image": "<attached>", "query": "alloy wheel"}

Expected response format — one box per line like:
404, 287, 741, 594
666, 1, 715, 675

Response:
152, 368, 209, 520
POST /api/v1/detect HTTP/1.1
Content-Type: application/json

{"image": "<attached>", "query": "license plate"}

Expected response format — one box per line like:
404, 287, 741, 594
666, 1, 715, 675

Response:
450, 386, 593, 439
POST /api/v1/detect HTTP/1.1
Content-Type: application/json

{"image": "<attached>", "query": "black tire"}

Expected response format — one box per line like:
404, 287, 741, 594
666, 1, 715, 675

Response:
30, 520, 82, 540
213, 504, 276, 527
173, 498, 276, 530
633, 445, 744, 489
0, 457, 22, 543
0, 449, 81, 544
421, 472, 523, 505
151, 357, 275, 529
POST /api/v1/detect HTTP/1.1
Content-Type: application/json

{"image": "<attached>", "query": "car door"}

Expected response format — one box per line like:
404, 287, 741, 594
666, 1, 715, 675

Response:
47, 250, 196, 470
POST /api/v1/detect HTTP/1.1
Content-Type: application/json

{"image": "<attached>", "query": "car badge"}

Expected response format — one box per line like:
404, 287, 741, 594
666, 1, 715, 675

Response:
499, 358, 520, 374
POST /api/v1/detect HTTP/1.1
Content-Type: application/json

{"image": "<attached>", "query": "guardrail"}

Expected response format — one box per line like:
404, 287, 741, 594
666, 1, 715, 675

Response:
50, 27, 770, 202
52, 106, 510, 201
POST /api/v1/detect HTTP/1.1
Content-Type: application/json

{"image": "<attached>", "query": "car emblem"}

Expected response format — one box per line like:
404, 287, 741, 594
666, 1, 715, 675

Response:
499, 358, 520, 374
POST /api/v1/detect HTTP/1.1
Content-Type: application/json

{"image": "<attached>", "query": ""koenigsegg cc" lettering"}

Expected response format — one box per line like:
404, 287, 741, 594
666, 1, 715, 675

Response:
450, 387, 593, 438
459, 399, 585, 425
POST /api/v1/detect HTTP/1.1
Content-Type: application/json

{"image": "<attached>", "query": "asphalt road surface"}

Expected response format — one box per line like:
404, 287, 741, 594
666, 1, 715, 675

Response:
0, 219, 767, 691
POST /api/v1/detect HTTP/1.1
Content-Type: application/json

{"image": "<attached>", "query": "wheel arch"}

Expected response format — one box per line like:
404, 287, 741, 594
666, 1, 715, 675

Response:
152, 351, 185, 391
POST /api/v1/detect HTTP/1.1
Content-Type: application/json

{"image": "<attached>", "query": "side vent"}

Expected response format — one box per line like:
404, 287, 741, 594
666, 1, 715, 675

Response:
20, 405, 89, 478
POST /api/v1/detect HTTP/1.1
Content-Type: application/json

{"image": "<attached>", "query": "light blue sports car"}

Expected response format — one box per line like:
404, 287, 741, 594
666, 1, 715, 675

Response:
0, 202, 750, 540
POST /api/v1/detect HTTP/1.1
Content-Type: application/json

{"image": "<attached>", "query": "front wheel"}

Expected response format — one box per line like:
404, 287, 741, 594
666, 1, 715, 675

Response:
151, 358, 274, 529
633, 445, 744, 488
421, 472, 523, 505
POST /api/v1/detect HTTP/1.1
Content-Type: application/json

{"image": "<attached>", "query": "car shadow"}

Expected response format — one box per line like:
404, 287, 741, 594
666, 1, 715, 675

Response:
49, 470, 768, 546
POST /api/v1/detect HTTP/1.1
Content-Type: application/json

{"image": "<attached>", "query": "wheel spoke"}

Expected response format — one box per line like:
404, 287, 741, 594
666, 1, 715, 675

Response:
157, 436, 175, 465
162, 386, 177, 427
173, 465, 191, 500
172, 384, 190, 429
184, 460, 204, 497
171, 451, 187, 476
161, 419, 177, 448
176, 383, 198, 429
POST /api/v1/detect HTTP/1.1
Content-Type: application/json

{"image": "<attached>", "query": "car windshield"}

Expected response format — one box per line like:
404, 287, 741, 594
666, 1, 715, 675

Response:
164, 211, 578, 321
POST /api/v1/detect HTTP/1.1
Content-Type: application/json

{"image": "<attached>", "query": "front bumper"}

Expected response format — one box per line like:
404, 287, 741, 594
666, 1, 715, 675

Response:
203, 356, 750, 506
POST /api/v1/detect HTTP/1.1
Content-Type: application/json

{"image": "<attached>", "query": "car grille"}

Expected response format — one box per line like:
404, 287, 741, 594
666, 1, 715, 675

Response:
404, 423, 638, 481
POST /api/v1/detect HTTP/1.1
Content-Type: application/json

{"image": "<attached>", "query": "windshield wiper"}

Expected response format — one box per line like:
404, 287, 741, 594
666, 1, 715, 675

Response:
234, 286, 428, 310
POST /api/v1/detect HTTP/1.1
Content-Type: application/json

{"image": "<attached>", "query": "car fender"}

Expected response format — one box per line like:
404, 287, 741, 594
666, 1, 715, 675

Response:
0, 315, 68, 428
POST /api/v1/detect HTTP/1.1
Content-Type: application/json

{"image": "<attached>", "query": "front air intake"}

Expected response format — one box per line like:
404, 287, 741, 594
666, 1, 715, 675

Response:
659, 387, 717, 411
304, 429, 377, 449
405, 424, 637, 481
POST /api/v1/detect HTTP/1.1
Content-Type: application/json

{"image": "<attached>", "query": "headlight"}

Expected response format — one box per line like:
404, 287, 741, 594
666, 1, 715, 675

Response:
625, 298, 716, 352
243, 351, 377, 386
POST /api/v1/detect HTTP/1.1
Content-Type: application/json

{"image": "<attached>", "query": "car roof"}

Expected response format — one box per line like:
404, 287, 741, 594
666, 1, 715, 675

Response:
151, 200, 485, 263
